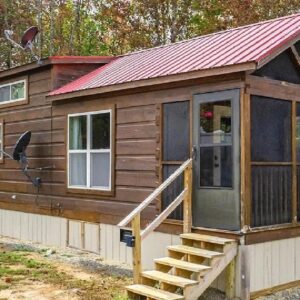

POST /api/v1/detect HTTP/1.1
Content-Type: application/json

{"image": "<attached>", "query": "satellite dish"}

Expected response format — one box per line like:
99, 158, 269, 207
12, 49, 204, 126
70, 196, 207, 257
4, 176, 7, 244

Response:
0, 131, 56, 189
21, 26, 39, 49
4, 26, 40, 63
10, 131, 41, 188
13, 131, 31, 161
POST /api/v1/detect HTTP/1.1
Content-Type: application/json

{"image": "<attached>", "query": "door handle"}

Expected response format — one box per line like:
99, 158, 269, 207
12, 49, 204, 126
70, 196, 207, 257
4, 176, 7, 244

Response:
192, 145, 197, 160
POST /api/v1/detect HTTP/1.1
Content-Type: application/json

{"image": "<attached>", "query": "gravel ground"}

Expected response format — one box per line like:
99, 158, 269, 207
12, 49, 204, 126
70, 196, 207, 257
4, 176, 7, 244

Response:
199, 288, 228, 300
3, 236, 300, 300
256, 287, 300, 300
0, 235, 132, 278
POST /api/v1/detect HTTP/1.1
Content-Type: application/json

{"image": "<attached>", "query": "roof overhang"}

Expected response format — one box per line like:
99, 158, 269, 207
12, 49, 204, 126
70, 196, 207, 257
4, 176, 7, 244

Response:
48, 61, 257, 102
0, 56, 114, 80
256, 32, 300, 69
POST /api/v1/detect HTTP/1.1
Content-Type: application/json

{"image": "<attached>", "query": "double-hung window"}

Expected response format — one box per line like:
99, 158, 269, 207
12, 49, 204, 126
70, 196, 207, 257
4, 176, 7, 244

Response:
68, 110, 111, 191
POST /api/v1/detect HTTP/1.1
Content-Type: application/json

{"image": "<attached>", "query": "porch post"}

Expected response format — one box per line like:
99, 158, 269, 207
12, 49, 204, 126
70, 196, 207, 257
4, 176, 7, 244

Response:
132, 213, 142, 284
183, 162, 192, 233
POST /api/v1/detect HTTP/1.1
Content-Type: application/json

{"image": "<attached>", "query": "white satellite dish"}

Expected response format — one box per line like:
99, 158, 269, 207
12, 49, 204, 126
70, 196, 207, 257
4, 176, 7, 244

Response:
4, 26, 41, 63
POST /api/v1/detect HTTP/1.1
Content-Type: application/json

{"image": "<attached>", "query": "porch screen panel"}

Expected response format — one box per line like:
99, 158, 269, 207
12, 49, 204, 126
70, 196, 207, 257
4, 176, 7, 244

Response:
163, 102, 189, 161
251, 96, 292, 227
251, 97, 291, 162
162, 101, 189, 220
296, 104, 300, 221
162, 165, 184, 220
297, 167, 300, 221
252, 166, 292, 226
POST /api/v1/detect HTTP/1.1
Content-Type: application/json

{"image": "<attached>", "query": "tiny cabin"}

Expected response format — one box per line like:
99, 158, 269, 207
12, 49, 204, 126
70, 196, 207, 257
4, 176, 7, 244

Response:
1, 14, 300, 299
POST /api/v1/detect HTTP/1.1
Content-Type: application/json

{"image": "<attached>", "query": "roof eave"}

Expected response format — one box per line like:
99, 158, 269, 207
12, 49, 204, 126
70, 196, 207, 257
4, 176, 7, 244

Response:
0, 56, 115, 80
48, 56, 115, 64
256, 33, 300, 69
0, 58, 51, 80
48, 62, 257, 102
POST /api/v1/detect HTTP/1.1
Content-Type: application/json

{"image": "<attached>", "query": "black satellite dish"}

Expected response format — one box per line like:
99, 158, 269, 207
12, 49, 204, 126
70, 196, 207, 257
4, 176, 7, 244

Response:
13, 131, 31, 161
21, 26, 39, 49
10, 131, 41, 188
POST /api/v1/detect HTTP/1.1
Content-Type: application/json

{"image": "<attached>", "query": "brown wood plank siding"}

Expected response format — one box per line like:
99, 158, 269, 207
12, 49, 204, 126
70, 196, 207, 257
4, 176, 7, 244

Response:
0, 70, 243, 226
0, 68, 58, 202
51, 64, 104, 90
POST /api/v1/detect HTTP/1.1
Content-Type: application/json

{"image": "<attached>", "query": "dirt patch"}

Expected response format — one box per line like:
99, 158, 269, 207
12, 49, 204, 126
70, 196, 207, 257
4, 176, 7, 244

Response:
0, 240, 131, 300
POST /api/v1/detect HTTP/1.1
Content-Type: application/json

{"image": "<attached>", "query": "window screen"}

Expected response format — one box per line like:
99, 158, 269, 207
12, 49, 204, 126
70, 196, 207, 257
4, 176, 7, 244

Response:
251, 96, 291, 162
162, 101, 189, 220
163, 101, 189, 161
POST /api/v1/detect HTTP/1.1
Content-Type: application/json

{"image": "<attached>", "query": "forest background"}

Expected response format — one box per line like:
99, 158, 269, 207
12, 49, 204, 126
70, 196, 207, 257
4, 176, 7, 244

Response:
0, 0, 300, 70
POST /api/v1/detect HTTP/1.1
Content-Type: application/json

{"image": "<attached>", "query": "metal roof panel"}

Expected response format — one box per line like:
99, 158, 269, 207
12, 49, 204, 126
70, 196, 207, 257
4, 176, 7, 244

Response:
49, 13, 300, 96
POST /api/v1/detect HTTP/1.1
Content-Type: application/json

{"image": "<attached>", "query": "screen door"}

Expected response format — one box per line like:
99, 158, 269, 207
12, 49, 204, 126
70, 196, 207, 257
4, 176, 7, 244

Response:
192, 89, 240, 230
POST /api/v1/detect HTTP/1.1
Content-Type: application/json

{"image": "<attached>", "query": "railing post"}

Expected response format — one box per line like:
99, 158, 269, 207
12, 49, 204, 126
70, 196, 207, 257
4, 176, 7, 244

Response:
132, 212, 142, 283
183, 162, 192, 233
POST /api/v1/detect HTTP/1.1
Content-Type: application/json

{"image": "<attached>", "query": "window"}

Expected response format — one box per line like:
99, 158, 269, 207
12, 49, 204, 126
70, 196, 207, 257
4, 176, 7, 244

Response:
251, 96, 291, 162
68, 110, 111, 191
0, 80, 26, 104
162, 101, 190, 220
199, 100, 232, 187
251, 96, 292, 227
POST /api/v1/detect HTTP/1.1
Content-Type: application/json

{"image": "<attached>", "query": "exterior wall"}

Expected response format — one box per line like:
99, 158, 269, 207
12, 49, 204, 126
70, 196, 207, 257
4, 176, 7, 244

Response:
50, 74, 244, 227
0, 67, 55, 204
0, 208, 67, 248
0, 208, 180, 270
3, 208, 300, 297
248, 238, 300, 293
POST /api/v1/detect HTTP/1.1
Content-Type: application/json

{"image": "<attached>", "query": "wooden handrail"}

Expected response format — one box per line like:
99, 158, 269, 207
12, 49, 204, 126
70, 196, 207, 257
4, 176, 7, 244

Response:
141, 188, 187, 240
117, 158, 192, 228
118, 158, 193, 284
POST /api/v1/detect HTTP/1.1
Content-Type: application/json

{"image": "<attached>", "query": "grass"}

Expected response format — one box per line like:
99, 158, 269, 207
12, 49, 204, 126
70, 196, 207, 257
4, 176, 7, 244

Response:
0, 248, 130, 299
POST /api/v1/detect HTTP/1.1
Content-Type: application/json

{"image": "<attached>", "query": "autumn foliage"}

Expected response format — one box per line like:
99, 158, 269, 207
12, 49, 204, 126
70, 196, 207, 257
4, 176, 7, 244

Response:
0, 0, 299, 70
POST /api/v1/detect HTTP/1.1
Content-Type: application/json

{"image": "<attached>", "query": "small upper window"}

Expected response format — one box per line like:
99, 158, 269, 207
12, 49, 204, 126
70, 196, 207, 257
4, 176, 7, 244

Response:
0, 80, 26, 104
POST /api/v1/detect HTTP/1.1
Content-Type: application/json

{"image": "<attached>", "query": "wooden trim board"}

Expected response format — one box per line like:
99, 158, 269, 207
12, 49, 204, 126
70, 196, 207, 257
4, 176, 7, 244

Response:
250, 279, 300, 299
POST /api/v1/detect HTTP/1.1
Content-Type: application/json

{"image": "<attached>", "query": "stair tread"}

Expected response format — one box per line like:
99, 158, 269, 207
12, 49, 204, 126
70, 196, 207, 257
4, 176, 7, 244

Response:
155, 257, 211, 273
142, 270, 198, 288
168, 245, 224, 258
127, 284, 184, 300
180, 233, 235, 245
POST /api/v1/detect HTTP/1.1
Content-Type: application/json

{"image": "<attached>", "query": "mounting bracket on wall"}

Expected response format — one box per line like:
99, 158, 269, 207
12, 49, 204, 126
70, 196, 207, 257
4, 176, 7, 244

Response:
0, 131, 55, 189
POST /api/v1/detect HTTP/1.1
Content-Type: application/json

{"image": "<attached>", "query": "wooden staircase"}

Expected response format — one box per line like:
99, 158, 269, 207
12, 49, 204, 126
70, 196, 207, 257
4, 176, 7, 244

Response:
117, 159, 238, 300
126, 233, 237, 300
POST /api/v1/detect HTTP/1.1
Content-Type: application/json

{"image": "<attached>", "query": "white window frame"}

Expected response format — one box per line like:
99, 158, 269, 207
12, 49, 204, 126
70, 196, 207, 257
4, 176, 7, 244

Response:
0, 80, 26, 105
67, 110, 112, 191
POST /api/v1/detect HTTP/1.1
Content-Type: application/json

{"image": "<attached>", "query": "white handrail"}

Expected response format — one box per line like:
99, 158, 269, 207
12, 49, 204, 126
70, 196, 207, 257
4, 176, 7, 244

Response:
117, 158, 192, 228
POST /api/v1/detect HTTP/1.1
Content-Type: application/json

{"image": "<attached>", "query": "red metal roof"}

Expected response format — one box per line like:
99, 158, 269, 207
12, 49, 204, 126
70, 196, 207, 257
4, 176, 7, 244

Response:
50, 13, 300, 96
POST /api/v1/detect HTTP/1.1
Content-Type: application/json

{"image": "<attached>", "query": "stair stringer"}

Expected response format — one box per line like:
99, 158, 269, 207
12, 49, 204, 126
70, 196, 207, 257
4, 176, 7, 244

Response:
184, 243, 238, 300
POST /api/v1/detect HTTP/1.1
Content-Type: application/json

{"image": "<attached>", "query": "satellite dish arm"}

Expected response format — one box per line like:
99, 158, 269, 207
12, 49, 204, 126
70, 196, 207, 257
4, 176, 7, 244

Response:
21, 167, 41, 188
4, 30, 24, 50
0, 149, 14, 160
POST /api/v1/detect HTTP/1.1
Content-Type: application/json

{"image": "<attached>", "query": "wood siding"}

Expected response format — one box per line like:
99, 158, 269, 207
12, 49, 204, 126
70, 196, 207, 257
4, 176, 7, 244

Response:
0, 62, 244, 231
0, 67, 56, 216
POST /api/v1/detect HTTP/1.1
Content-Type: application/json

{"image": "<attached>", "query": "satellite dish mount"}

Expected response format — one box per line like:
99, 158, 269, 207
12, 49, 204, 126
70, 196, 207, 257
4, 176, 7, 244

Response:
4, 26, 40, 63
12, 131, 42, 188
